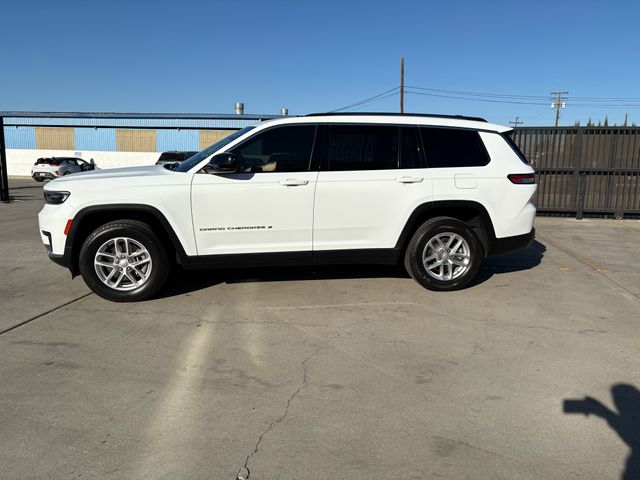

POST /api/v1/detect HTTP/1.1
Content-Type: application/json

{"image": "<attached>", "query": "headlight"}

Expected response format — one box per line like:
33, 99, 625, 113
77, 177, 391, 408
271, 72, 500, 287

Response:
44, 190, 70, 204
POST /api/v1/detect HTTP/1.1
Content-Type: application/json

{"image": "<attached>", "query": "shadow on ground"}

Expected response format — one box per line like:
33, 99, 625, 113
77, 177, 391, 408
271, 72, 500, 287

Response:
157, 240, 546, 299
564, 384, 640, 480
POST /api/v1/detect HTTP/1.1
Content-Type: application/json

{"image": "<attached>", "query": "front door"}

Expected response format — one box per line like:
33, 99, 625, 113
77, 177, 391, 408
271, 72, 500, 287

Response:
191, 124, 318, 256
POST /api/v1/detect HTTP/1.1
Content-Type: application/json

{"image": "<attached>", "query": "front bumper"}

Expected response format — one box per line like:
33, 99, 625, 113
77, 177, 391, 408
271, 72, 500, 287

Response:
489, 228, 535, 257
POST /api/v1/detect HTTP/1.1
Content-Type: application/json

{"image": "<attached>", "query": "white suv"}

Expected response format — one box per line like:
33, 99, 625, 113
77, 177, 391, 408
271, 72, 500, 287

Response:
38, 113, 536, 301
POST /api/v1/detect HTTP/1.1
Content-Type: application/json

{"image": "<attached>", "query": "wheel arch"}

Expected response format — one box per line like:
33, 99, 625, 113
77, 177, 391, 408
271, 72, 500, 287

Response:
65, 204, 188, 275
395, 201, 496, 257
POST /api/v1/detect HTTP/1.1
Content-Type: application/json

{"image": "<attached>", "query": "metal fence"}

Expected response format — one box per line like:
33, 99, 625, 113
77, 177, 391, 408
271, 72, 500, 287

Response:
512, 127, 640, 219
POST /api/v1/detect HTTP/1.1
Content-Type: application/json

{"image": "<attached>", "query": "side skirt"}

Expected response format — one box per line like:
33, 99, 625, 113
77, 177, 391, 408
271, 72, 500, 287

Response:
181, 249, 401, 270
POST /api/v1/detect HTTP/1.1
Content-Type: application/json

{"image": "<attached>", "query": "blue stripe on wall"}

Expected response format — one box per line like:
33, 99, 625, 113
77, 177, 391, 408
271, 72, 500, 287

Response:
4, 127, 36, 149
75, 128, 116, 151
157, 129, 199, 152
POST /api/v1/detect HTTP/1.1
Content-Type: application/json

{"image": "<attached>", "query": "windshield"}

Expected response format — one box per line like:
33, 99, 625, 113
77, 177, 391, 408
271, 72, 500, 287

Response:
175, 127, 255, 172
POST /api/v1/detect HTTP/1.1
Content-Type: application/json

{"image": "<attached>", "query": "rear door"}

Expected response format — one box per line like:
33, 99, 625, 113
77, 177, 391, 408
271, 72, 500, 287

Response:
313, 124, 432, 252
191, 124, 319, 256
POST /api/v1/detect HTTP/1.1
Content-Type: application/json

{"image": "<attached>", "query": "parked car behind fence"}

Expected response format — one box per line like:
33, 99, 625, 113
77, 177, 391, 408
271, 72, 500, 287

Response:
31, 157, 97, 182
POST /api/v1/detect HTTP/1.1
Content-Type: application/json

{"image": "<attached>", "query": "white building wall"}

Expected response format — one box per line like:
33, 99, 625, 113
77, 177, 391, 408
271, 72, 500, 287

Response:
7, 149, 160, 177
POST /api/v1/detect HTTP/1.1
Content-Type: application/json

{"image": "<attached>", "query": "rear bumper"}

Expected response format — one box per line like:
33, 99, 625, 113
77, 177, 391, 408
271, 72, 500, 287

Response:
32, 172, 57, 180
489, 228, 535, 257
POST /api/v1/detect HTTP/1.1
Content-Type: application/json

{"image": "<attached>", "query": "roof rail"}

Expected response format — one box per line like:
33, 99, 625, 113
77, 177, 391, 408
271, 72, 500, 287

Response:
304, 112, 488, 122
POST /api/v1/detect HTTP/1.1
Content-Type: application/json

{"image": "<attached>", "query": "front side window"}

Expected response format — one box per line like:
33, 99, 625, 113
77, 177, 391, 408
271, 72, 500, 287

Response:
175, 126, 255, 172
231, 125, 316, 173
419, 127, 489, 168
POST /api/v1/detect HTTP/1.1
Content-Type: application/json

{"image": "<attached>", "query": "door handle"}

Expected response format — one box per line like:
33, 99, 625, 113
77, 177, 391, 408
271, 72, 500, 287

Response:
279, 179, 309, 186
395, 176, 424, 184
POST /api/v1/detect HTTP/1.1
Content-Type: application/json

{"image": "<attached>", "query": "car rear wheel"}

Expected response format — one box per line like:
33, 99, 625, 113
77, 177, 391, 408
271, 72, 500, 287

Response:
79, 220, 170, 302
404, 216, 484, 291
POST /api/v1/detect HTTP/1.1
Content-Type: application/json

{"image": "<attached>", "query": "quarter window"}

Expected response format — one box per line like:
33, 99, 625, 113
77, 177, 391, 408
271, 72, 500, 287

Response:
419, 128, 489, 168
231, 125, 316, 173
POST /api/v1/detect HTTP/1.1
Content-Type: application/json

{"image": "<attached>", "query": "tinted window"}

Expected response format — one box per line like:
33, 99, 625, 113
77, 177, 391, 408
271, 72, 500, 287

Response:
327, 125, 399, 171
503, 131, 529, 164
232, 125, 316, 173
158, 152, 185, 162
419, 128, 489, 168
400, 128, 422, 169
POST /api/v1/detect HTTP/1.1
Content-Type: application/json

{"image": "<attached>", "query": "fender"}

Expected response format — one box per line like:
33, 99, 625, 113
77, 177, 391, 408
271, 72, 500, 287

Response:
53, 203, 190, 274
394, 200, 496, 256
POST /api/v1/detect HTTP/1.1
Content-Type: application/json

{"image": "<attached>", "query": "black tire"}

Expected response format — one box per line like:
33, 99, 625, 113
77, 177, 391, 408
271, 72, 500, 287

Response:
63, 171, 71, 175
34, 178, 44, 182
79, 220, 171, 302
404, 216, 484, 291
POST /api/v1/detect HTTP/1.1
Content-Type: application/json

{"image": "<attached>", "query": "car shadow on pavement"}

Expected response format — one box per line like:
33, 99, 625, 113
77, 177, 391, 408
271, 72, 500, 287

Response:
471, 240, 546, 286
156, 240, 546, 298
564, 384, 640, 480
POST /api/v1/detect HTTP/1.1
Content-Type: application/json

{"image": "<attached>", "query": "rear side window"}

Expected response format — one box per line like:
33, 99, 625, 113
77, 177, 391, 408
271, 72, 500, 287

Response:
327, 125, 397, 171
231, 125, 316, 172
326, 125, 422, 171
419, 127, 489, 168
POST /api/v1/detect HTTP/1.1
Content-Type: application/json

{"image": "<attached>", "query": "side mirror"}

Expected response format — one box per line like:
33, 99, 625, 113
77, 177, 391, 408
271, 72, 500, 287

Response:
89, 159, 95, 166
207, 153, 237, 173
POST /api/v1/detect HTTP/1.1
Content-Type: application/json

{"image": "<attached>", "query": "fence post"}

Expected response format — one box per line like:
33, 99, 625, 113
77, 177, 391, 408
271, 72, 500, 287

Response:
576, 172, 587, 220
571, 128, 584, 219
0, 116, 10, 203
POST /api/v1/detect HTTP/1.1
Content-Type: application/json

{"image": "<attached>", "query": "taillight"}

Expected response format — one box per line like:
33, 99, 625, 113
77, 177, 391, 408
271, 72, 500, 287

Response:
508, 173, 536, 184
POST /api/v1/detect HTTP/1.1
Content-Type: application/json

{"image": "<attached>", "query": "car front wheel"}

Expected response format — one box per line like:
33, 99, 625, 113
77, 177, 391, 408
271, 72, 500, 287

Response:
404, 216, 484, 291
79, 220, 170, 301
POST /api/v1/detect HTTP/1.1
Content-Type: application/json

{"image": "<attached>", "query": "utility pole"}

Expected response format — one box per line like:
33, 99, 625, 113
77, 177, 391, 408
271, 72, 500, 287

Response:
400, 57, 405, 114
550, 91, 568, 127
510, 116, 523, 129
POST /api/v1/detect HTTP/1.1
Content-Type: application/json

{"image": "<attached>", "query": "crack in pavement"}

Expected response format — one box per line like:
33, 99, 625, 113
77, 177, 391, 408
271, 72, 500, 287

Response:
236, 332, 342, 480
0, 292, 93, 336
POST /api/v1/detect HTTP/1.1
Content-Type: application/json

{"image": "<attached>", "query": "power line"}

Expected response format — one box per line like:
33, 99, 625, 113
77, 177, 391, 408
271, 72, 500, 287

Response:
405, 85, 548, 100
404, 90, 548, 105
329, 87, 399, 112
407, 85, 640, 105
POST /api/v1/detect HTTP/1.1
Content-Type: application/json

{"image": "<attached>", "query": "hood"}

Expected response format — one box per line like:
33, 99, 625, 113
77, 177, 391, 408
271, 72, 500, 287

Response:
45, 164, 169, 187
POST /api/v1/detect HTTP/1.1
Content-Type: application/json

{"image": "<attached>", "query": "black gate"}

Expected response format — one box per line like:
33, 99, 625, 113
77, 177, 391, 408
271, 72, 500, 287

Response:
512, 127, 640, 219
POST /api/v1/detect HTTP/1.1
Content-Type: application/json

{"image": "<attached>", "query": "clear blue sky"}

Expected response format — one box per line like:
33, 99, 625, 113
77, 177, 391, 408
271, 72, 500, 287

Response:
1, 0, 639, 126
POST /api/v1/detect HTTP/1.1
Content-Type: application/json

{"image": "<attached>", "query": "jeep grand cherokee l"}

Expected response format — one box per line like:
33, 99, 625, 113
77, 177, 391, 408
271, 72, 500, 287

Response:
38, 113, 536, 301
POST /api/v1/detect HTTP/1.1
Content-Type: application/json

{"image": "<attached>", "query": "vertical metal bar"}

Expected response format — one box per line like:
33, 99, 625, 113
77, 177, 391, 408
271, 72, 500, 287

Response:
604, 131, 618, 211
0, 117, 9, 202
571, 128, 584, 217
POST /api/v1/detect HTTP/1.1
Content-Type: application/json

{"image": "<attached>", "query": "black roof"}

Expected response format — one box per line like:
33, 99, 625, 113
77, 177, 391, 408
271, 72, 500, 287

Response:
304, 112, 487, 122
